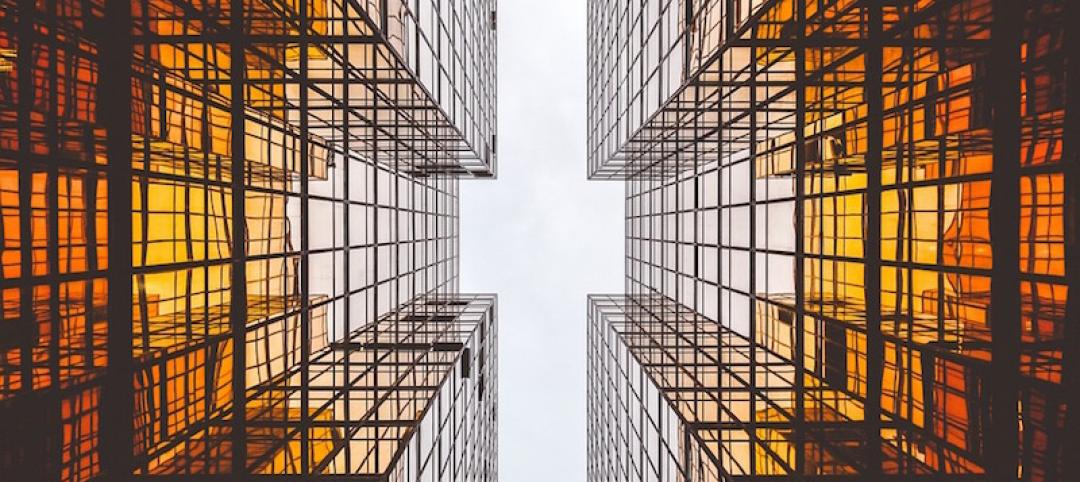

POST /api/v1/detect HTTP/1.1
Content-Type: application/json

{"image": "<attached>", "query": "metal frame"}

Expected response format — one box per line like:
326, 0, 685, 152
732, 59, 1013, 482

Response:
0, 0, 498, 480
587, 0, 1073, 480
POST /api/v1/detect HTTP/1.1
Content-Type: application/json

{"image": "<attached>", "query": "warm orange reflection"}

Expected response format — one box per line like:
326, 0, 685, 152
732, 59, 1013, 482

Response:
589, 0, 1069, 480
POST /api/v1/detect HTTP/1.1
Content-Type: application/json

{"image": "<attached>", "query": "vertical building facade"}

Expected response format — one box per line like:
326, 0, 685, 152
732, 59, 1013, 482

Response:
0, 0, 498, 480
588, 0, 1075, 480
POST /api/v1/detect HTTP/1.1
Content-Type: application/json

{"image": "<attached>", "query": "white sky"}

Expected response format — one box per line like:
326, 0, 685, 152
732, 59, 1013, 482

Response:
460, 1, 624, 480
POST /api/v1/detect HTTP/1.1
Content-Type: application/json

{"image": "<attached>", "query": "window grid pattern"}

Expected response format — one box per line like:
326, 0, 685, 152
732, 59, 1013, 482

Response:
589, 0, 1073, 480
0, 0, 110, 479
0, 0, 497, 480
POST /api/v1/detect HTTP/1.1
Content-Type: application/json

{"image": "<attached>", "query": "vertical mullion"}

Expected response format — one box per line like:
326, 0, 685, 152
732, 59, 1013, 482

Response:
746, 24, 758, 477
371, 45, 381, 471
299, 0, 312, 472
45, 0, 60, 397
864, 2, 884, 477
228, 0, 248, 472
15, 0, 34, 397
792, 0, 807, 476
987, 0, 1022, 479
1061, 0, 1080, 479
101, 0, 134, 477
715, 26, 725, 481
342, 1, 353, 471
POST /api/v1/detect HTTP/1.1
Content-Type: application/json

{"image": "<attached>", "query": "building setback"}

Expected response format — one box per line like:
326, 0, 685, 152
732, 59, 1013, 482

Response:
587, 0, 1075, 480
0, 0, 498, 480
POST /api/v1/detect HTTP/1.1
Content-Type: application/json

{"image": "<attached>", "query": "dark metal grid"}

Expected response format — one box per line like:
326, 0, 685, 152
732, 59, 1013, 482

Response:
135, 294, 496, 479
0, 0, 116, 479
130, 0, 496, 178
123, 0, 483, 477
587, 294, 990, 480
0, 0, 497, 480
588, 0, 1072, 480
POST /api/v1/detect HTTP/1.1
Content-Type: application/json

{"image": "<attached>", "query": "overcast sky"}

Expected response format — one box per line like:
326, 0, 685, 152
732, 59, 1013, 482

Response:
459, 1, 623, 480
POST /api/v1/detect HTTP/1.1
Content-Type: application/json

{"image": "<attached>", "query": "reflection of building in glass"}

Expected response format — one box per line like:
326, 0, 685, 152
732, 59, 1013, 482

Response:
137, 293, 498, 479
312, 294, 497, 481
0, 0, 497, 480
588, 294, 985, 480
588, 0, 1075, 480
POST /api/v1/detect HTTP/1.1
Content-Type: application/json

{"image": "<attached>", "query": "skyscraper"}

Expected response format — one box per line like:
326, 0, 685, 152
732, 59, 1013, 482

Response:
0, 0, 498, 480
587, 0, 1075, 480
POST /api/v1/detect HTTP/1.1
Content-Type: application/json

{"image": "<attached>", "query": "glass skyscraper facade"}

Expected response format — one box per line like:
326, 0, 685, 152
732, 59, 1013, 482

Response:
0, 0, 497, 480
588, 0, 1075, 480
